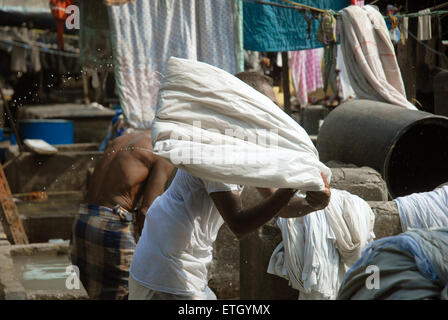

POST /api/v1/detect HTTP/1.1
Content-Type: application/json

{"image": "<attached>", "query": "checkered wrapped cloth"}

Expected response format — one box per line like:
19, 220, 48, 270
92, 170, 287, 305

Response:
70, 204, 136, 300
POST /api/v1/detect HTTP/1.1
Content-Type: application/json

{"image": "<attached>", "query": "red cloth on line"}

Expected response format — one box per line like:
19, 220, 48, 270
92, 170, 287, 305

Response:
49, 0, 75, 50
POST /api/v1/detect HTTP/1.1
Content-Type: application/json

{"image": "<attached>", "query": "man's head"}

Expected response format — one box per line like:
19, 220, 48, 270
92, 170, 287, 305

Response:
235, 72, 279, 106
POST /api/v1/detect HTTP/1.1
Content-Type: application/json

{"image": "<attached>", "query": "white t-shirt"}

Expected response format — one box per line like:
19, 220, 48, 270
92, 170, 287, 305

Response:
130, 169, 243, 295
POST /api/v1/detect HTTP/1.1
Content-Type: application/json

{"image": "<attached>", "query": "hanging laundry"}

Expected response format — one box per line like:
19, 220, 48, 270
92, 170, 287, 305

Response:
10, 46, 27, 73
243, 0, 347, 52
290, 48, 324, 107
338, 228, 448, 300
401, 17, 409, 41
317, 11, 338, 45
268, 189, 375, 299
340, 5, 417, 110
322, 43, 337, 97
30, 29, 42, 73
417, 9, 432, 41
387, 13, 403, 44
336, 45, 355, 101
394, 185, 448, 232
351, 0, 364, 6
10, 27, 30, 74
386, 5, 405, 45
107, 0, 241, 129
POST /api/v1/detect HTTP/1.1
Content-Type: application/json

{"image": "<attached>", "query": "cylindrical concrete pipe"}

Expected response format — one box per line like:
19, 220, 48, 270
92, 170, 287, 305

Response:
317, 100, 448, 198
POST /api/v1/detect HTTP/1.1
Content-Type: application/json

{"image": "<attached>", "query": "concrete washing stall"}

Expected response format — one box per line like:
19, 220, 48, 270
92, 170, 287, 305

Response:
0, 143, 99, 299
0, 243, 88, 300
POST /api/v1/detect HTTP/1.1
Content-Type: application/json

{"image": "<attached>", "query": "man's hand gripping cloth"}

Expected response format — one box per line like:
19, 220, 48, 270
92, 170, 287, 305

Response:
340, 5, 417, 110
151, 57, 331, 191
267, 189, 375, 299
395, 185, 448, 231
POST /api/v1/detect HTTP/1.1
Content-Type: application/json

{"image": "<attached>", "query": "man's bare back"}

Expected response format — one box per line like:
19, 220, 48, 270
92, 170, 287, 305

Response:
86, 131, 174, 217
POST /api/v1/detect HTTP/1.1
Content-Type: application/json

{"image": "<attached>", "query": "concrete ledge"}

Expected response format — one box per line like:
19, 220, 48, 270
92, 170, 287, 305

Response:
5, 146, 101, 193
8, 242, 69, 257
368, 201, 401, 239
330, 167, 388, 201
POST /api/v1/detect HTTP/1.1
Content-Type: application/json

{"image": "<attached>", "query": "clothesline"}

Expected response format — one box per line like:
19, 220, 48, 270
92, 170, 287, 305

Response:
279, 0, 326, 13
0, 39, 79, 57
407, 30, 448, 63
254, 0, 448, 19
393, 10, 448, 19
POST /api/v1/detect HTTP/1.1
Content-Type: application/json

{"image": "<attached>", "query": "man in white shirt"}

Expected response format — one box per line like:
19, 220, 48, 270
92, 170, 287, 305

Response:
128, 72, 331, 300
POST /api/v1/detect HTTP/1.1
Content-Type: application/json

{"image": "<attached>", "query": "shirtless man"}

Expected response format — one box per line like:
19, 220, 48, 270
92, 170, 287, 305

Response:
128, 72, 331, 300
70, 131, 174, 300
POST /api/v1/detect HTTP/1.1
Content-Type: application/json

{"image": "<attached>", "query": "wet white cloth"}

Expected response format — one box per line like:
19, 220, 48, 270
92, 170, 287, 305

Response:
417, 9, 432, 41
130, 169, 243, 296
151, 57, 332, 192
267, 189, 375, 299
394, 185, 448, 232
340, 5, 416, 110
107, 0, 238, 129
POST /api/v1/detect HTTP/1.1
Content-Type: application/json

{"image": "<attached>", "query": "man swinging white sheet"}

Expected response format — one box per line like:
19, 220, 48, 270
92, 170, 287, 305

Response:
128, 71, 331, 300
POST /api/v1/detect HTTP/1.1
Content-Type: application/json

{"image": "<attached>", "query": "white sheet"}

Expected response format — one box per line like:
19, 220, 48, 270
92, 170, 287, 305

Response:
268, 189, 375, 299
108, 0, 239, 128
151, 57, 331, 191
340, 5, 417, 110
395, 185, 448, 231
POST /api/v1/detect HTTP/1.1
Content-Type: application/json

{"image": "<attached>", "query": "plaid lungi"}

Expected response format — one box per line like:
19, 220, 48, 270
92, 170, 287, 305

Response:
70, 204, 136, 300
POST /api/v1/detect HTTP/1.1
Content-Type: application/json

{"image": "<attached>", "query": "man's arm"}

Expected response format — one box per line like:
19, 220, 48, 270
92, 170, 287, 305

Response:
210, 188, 297, 240
136, 158, 174, 234
257, 173, 331, 218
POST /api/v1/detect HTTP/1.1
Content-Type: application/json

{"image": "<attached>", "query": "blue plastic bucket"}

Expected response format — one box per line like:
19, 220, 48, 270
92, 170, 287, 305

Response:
19, 119, 74, 145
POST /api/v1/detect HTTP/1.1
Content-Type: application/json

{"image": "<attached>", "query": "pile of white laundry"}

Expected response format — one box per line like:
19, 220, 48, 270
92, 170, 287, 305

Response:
151, 57, 331, 192
395, 185, 448, 231
267, 189, 375, 300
